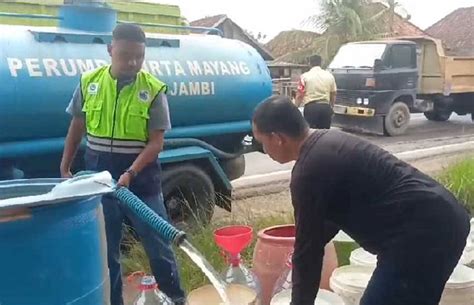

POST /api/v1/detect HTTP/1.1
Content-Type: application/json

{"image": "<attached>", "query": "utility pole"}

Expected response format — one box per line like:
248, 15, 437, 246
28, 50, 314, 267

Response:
388, 0, 395, 34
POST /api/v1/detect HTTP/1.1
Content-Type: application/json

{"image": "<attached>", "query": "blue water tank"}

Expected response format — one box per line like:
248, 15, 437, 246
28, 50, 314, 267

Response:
0, 20, 272, 145
0, 179, 108, 305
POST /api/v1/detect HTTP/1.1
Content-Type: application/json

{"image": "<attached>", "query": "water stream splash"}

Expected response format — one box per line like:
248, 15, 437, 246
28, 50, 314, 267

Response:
179, 239, 231, 305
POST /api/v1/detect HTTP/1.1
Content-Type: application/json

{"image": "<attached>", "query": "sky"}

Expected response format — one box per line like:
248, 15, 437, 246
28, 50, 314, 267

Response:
149, 0, 473, 43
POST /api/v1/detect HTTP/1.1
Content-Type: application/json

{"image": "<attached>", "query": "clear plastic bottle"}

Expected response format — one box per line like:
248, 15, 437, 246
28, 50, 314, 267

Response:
128, 272, 174, 305
222, 252, 262, 302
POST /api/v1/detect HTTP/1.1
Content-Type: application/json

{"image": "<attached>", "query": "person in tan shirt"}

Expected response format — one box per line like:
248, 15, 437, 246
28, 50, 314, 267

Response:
295, 55, 337, 129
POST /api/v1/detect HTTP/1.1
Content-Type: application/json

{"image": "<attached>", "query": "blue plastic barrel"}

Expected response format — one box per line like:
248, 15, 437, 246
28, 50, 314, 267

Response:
0, 179, 109, 305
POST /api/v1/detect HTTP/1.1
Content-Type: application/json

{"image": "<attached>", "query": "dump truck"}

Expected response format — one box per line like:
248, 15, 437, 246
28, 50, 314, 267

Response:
328, 36, 474, 136
0, 0, 272, 225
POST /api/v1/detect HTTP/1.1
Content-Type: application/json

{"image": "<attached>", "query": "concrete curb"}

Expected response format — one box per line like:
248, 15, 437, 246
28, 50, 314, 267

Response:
232, 141, 474, 194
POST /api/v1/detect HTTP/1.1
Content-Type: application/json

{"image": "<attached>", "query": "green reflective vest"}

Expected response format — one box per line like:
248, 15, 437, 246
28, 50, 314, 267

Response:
81, 65, 167, 144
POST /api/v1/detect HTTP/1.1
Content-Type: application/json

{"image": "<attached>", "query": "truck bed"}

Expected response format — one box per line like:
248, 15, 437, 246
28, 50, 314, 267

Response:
395, 36, 474, 96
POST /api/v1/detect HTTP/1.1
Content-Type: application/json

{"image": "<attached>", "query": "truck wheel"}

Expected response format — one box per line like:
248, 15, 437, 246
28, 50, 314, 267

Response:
423, 109, 452, 122
162, 165, 215, 228
220, 155, 245, 181
384, 102, 411, 136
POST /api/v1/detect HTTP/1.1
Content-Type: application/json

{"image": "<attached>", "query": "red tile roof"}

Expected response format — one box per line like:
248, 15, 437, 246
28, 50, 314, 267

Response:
189, 15, 227, 28
426, 7, 474, 56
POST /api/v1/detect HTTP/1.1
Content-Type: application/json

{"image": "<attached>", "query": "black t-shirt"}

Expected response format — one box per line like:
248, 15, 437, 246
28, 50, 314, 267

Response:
290, 129, 466, 305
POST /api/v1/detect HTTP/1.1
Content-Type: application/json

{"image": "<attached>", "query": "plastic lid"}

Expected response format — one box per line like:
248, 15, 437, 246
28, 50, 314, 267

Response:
350, 248, 377, 267
330, 265, 375, 290
445, 264, 474, 289
139, 276, 158, 290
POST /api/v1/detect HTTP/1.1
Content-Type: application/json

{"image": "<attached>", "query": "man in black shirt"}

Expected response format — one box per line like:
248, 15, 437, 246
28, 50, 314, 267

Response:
252, 95, 470, 305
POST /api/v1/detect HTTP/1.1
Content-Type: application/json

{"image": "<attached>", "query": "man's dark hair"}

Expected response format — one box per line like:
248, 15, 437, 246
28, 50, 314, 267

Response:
112, 23, 146, 43
252, 95, 309, 138
309, 54, 322, 67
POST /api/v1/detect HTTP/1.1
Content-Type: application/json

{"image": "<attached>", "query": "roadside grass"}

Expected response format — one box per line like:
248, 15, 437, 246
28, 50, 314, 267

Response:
438, 156, 474, 214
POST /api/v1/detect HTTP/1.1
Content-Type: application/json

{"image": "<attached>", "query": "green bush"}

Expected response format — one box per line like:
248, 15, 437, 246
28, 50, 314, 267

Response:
438, 156, 474, 215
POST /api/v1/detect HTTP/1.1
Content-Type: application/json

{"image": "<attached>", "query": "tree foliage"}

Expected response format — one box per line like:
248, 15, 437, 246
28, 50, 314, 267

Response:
306, 0, 398, 62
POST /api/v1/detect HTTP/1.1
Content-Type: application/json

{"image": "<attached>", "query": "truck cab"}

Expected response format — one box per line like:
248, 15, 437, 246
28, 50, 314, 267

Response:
328, 40, 418, 136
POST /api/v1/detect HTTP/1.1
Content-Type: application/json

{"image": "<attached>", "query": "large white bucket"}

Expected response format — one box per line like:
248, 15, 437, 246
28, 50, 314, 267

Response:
460, 218, 474, 266
329, 265, 374, 305
332, 256, 474, 305
439, 264, 474, 305
270, 288, 345, 305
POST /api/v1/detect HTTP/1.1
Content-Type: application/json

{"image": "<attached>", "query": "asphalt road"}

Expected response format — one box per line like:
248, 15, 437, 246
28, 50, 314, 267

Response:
243, 113, 474, 176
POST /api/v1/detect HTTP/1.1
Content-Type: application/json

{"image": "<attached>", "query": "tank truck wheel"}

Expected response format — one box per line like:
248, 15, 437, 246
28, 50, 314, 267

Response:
384, 102, 411, 136
162, 165, 215, 229
220, 155, 246, 181
423, 108, 452, 122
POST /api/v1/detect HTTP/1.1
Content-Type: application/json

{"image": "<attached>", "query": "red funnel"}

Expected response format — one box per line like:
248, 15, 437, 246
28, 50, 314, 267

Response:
214, 225, 253, 256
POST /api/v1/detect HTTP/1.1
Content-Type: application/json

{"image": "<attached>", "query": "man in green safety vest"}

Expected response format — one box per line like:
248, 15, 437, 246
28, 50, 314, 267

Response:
60, 23, 185, 305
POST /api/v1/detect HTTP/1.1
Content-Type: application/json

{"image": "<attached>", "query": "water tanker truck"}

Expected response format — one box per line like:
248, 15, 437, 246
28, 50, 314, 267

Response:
328, 36, 474, 136
0, 0, 272, 225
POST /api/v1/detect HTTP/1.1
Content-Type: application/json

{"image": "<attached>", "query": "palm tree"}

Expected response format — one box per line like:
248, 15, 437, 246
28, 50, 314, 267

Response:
311, 0, 373, 42
306, 0, 399, 62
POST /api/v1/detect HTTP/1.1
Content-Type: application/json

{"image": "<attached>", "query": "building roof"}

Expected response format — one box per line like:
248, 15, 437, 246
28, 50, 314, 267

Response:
426, 7, 474, 56
365, 2, 427, 37
189, 14, 227, 28
265, 30, 322, 59
266, 61, 310, 68
190, 14, 274, 60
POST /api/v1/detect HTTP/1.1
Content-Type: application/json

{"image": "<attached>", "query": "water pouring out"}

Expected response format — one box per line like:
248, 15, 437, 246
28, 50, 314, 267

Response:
179, 239, 231, 305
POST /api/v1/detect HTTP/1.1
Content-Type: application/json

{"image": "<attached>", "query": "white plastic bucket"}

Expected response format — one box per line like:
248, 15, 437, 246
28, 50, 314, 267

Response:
270, 288, 345, 305
329, 265, 374, 305
460, 237, 474, 265
439, 264, 474, 305
460, 218, 474, 266
349, 248, 377, 267
331, 262, 474, 305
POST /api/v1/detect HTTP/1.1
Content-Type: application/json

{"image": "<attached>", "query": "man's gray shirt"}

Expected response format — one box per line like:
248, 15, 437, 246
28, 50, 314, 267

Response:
66, 80, 172, 132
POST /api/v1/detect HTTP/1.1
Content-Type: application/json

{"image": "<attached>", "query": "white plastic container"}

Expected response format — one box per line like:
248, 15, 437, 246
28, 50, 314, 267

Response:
349, 248, 377, 268
460, 218, 474, 266
439, 264, 474, 305
329, 265, 374, 305
270, 288, 345, 305
331, 262, 474, 305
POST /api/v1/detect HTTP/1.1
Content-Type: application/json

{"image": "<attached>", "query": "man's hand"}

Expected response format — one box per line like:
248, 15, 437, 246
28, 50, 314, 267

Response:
117, 172, 132, 188
295, 78, 305, 107
60, 116, 85, 179
330, 91, 336, 108
60, 168, 73, 178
